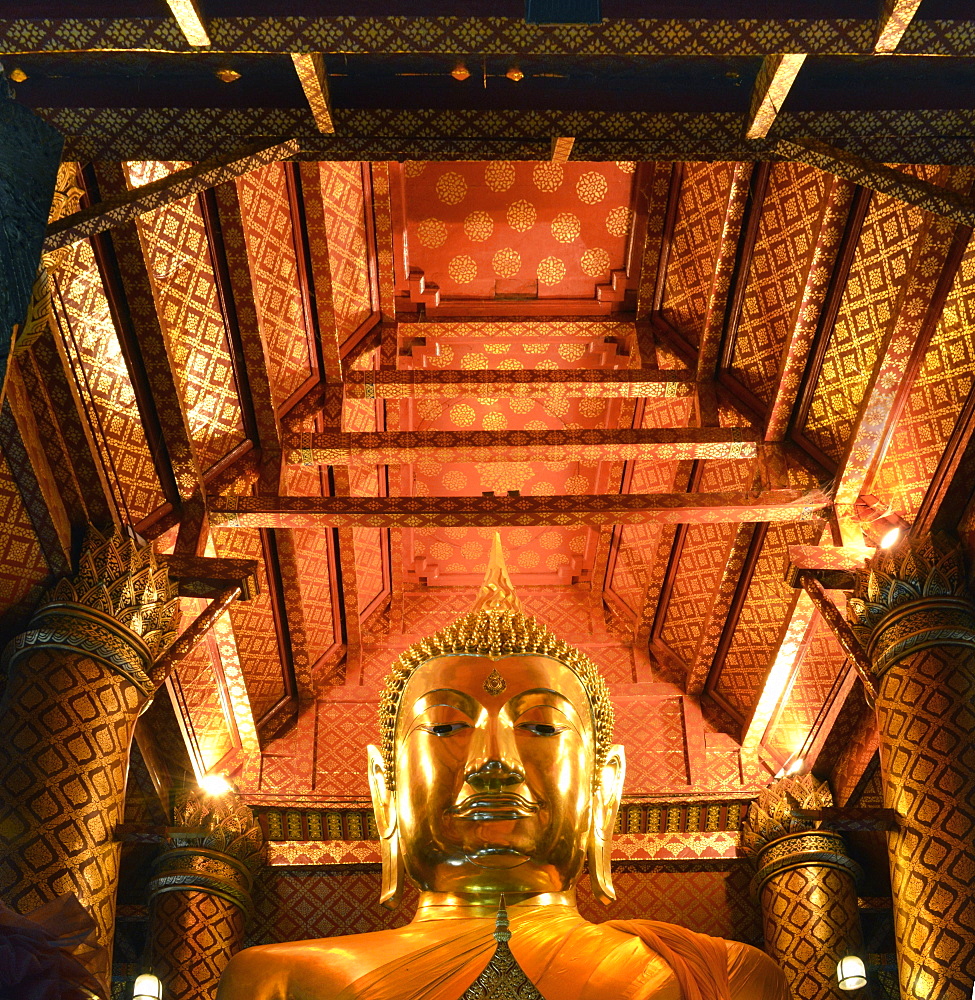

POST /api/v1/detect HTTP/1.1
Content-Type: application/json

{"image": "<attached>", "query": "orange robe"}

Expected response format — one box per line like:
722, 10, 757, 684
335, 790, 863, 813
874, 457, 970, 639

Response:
327, 908, 789, 1000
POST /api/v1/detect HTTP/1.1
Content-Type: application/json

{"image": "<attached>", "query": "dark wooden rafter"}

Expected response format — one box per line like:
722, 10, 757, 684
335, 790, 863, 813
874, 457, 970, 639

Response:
635, 161, 682, 320
10, 352, 88, 526
836, 208, 973, 512
0, 396, 70, 574
700, 522, 769, 712
289, 159, 362, 659
925, 379, 975, 536
713, 161, 772, 374
203, 180, 316, 706
764, 174, 857, 442
789, 185, 873, 455
26, 324, 115, 526
647, 460, 706, 644
45, 140, 299, 252
89, 165, 200, 507
851, 221, 973, 502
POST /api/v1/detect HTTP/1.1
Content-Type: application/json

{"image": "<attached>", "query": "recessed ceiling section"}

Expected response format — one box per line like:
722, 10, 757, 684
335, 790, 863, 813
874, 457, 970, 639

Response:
398, 160, 639, 312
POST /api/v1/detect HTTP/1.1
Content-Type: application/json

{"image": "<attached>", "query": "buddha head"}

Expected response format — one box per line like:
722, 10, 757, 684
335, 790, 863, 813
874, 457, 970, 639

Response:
368, 537, 625, 908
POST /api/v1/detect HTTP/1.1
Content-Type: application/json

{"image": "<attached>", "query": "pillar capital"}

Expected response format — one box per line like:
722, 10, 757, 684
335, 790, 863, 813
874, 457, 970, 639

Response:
149, 790, 264, 918
3, 526, 180, 696
742, 774, 861, 893
847, 532, 975, 677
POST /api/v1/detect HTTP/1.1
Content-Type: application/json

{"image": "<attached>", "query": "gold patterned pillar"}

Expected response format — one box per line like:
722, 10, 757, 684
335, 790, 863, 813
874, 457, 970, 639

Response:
0, 528, 179, 993
848, 533, 975, 1000
148, 789, 264, 1000
743, 775, 863, 1000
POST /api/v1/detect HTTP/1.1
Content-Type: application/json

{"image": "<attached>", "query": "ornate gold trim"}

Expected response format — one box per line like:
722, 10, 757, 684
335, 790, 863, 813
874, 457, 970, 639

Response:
752, 831, 862, 895
5, 603, 154, 695
149, 847, 254, 916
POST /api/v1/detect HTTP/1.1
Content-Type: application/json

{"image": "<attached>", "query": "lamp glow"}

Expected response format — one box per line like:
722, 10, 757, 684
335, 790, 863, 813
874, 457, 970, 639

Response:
837, 955, 867, 991
133, 972, 163, 1000
879, 526, 902, 549
199, 773, 232, 796
786, 756, 805, 776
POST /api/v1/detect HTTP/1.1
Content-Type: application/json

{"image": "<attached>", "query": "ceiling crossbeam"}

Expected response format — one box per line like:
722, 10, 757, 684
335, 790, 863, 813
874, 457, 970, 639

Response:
875, 0, 924, 53
208, 489, 828, 530
283, 428, 766, 466
345, 369, 697, 398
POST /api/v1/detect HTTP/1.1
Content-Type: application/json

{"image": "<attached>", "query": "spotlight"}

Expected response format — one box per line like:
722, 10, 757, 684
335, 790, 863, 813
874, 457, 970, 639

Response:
133, 972, 163, 1000
199, 773, 232, 796
8, 68, 27, 83
785, 757, 805, 776
837, 955, 867, 991
506, 66, 524, 82
451, 63, 471, 81
879, 526, 902, 549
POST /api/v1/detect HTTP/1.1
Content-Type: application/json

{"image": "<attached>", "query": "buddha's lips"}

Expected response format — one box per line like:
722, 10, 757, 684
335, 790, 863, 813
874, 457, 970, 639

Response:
450, 794, 539, 820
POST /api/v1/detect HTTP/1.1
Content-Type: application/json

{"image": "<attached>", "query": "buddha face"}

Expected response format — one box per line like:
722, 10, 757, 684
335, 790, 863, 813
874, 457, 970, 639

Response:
376, 654, 621, 896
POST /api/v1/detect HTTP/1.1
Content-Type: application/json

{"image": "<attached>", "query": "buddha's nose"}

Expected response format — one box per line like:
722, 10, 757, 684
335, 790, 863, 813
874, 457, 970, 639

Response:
465, 758, 525, 792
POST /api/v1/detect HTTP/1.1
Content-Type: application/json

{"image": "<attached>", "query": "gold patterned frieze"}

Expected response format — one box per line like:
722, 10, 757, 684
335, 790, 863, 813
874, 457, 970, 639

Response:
752, 831, 862, 896
5, 602, 155, 695
149, 847, 255, 916
848, 533, 975, 676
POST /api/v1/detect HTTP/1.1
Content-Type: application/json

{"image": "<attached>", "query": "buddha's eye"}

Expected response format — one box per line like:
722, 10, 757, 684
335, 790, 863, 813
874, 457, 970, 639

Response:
424, 722, 470, 737
517, 722, 562, 737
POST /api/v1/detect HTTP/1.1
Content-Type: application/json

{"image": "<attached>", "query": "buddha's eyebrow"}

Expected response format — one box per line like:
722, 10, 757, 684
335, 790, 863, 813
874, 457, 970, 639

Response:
410, 688, 479, 719
505, 688, 579, 719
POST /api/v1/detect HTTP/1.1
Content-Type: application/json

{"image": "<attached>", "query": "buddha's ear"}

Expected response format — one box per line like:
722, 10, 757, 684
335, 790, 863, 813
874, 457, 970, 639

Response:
367, 745, 404, 909
587, 743, 625, 905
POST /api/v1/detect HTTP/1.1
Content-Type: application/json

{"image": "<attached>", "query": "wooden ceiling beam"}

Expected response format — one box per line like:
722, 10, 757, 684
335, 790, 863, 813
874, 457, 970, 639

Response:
778, 139, 975, 228
283, 428, 767, 466
2, 16, 970, 57
45, 140, 299, 252
345, 369, 697, 398
875, 0, 924, 53
696, 163, 755, 379
744, 54, 806, 140
764, 174, 856, 442
291, 53, 335, 134
834, 213, 971, 519
207, 489, 828, 529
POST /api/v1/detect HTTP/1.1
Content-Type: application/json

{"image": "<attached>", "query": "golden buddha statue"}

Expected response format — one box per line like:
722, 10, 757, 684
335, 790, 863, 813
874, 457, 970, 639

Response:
218, 538, 788, 1000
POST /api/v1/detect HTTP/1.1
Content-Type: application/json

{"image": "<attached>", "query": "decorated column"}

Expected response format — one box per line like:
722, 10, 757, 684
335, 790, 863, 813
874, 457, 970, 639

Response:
148, 789, 264, 1000
742, 775, 863, 1000
0, 528, 179, 992
848, 533, 975, 1000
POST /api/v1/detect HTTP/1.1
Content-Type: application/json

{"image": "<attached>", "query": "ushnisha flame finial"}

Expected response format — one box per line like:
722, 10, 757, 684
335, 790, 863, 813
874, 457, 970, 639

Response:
471, 533, 523, 614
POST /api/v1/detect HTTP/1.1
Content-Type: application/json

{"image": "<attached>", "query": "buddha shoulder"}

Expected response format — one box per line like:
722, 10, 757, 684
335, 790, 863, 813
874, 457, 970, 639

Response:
216, 927, 423, 1000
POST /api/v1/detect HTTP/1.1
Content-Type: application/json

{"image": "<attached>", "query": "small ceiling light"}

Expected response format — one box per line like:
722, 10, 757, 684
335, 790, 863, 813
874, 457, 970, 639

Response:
451, 63, 471, 81
879, 526, 902, 549
786, 757, 805, 776
133, 972, 163, 1000
8, 68, 27, 83
199, 773, 233, 796
837, 956, 867, 991
215, 68, 241, 83
506, 66, 525, 82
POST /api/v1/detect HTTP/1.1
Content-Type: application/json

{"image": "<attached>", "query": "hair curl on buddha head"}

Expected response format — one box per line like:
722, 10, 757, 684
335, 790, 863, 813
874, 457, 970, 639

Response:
377, 607, 615, 792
